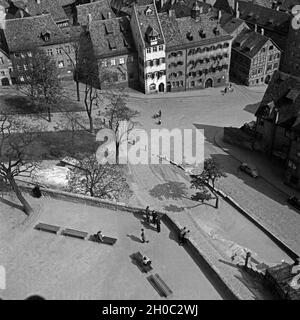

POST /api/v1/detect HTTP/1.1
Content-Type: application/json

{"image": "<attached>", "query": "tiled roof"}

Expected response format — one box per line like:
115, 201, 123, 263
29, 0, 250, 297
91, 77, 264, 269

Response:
232, 28, 271, 58
159, 0, 212, 18
255, 71, 300, 130
134, 3, 164, 46
4, 14, 69, 52
277, 0, 300, 12
111, 0, 152, 12
22, 0, 69, 22
89, 16, 135, 58
237, 0, 291, 33
159, 11, 232, 50
77, 0, 115, 26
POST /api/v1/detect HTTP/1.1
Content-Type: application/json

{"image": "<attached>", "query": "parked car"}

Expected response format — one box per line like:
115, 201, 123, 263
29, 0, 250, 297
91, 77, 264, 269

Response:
287, 196, 300, 210
239, 163, 259, 178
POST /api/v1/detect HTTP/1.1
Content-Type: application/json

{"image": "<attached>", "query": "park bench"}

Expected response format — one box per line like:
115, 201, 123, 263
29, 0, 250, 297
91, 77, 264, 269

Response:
61, 228, 88, 240
89, 234, 117, 246
147, 273, 173, 297
35, 223, 60, 234
131, 252, 153, 273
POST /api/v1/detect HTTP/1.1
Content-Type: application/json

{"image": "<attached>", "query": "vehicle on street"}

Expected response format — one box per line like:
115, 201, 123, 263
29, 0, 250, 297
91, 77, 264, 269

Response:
287, 196, 300, 210
239, 163, 259, 178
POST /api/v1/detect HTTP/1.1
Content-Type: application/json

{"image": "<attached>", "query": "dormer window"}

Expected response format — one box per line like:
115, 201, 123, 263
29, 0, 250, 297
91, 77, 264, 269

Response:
40, 31, 50, 42
186, 32, 193, 41
145, 7, 153, 16
108, 38, 117, 50
146, 27, 159, 45
105, 22, 113, 34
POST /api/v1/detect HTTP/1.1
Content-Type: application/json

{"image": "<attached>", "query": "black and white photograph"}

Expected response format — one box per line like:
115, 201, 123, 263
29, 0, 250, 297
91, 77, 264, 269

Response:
0, 0, 300, 308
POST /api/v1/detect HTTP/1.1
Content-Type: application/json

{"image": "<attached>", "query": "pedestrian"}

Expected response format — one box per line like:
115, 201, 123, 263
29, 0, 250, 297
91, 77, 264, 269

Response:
224, 86, 227, 94
156, 218, 161, 233
96, 230, 103, 242
141, 228, 149, 243
181, 229, 190, 245
145, 206, 151, 224
157, 119, 161, 125
158, 110, 161, 117
178, 227, 186, 245
152, 210, 158, 224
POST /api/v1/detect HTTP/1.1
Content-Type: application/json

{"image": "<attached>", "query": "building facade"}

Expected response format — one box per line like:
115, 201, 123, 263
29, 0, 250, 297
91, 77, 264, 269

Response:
230, 28, 281, 85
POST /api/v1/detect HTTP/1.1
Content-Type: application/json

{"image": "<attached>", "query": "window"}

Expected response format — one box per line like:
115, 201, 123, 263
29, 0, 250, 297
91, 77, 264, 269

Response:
153, 46, 157, 52
119, 58, 125, 64
0, 71, 5, 76
269, 45, 274, 50
146, 48, 151, 53
129, 73, 134, 79
19, 76, 24, 82
0, 57, 3, 64
27, 51, 32, 57
128, 56, 134, 63
67, 59, 72, 66
149, 83, 156, 90
159, 45, 163, 51
273, 62, 278, 69
47, 49, 53, 56
111, 59, 116, 66
23, 64, 28, 70
56, 47, 63, 55
58, 61, 64, 68
20, 53, 25, 58
120, 73, 126, 81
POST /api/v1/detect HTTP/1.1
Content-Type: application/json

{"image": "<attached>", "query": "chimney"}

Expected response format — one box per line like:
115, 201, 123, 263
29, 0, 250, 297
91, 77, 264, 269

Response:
236, 2, 240, 18
107, 11, 112, 19
254, 24, 257, 32
276, 5, 280, 11
171, 0, 176, 5
20, 10, 24, 18
218, 10, 222, 21
87, 13, 92, 31
261, 28, 264, 36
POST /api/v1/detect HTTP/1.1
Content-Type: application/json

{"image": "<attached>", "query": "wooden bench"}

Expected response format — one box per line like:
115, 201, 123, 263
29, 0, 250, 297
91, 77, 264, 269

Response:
89, 235, 117, 246
61, 228, 88, 240
147, 273, 173, 297
131, 252, 153, 273
35, 223, 60, 234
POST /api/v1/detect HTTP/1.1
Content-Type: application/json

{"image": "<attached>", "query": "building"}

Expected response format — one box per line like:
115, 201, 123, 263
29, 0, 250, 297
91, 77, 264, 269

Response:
0, 47, 12, 85
158, 3, 232, 92
230, 28, 281, 85
80, 15, 138, 89
280, 14, 300, 77
3, 14, 80, 82
255, 71, 300, 188
131, 3, 167, 93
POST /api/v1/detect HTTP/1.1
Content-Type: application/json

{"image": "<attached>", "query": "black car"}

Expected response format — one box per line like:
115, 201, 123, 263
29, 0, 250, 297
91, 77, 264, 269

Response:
287, 196, 300, 210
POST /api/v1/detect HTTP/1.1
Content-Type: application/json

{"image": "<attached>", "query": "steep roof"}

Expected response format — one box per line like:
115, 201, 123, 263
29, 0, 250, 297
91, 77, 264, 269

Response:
77, 0, 115, 26
159, 0, 212, 18
255, 71, 300, 131
232, 28, 272, 58
134, 3, 165, 47
237, 0, 291, 33
159, 11, 232, 50
89, 15, 135, 58
4, 14, 69, 52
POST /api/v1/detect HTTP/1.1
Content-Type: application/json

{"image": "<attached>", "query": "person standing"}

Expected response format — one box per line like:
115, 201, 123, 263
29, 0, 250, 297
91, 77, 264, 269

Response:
141, 228, 149, 243
156, 218, 161, 233
178, 227, 186, 245
152, 210, 158, 225
145, 206, 151, 224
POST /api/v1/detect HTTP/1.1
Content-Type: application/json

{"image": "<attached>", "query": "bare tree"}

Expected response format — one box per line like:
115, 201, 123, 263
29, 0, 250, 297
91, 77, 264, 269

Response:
190, 158, 226, 208
0, 114, 40, 215
103, 92, 139, 164
66, 155, 131, 201
14, 48, 63, 122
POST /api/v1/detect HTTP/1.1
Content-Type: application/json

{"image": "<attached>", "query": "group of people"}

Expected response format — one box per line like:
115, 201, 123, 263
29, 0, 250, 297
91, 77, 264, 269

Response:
222, 83, 234, 95
145, 206, 161, 233
153, 110, 162, 125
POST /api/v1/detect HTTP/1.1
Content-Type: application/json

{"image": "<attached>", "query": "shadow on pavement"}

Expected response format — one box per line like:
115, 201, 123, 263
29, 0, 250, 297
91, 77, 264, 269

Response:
149, 181, 189, 201
126, 234, 142, 243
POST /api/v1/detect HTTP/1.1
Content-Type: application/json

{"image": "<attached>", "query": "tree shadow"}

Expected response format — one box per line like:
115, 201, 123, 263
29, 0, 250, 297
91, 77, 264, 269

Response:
163, 204, 185, 212
149, 181, 189, 201
0, 196, 24, 213
126, 234, 142, 243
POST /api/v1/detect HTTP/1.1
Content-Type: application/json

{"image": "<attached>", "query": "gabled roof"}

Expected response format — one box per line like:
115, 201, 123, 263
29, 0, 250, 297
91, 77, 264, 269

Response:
134, 3, 165, 47
232, 28, 276, 58
237, 0, 291, 33
77, 0, 115, 26
159, 0, 212, 18
4, 14, 69, 52
89, 16, 135, 58
255, 71, 300, 132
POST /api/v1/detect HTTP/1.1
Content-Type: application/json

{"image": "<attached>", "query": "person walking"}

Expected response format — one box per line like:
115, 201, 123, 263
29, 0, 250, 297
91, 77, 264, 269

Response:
141, 228, 149, 243
156, 218, 161, 233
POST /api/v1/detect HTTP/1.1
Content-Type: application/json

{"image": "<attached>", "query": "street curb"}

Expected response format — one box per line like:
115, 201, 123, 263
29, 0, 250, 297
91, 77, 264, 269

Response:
19, 183, 244, 300
213, 131, 299, 260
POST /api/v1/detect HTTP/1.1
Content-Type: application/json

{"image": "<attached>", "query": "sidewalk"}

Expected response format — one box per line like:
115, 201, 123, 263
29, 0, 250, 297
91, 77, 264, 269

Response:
214, 128, 300, 198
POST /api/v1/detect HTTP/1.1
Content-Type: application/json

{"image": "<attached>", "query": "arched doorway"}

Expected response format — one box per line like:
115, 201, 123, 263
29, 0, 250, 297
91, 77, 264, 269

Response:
1, 78, 10, 86
158, 83, 164, 92
205, 78, 213, 88
265, 75, 271, 84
